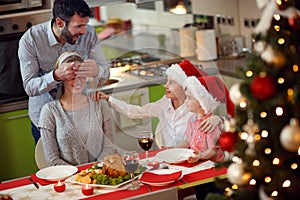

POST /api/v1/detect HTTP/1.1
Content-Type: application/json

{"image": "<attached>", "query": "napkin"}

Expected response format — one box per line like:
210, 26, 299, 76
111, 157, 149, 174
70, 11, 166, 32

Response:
30, 174, 56, 186
139, 170, 182, 183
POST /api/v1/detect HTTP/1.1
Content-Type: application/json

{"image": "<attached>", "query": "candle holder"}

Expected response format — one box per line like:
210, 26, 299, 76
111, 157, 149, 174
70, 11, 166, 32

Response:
82, 184, 94, 196
54, 180, 66, 193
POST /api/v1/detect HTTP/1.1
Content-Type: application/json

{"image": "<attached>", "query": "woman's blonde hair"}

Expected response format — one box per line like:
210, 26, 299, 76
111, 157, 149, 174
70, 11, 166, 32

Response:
55, 50, 84, 97
55, 50, 84, 69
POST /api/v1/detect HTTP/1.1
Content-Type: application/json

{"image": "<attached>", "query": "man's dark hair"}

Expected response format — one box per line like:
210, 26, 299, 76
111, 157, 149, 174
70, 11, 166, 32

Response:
53, 0, 92, 25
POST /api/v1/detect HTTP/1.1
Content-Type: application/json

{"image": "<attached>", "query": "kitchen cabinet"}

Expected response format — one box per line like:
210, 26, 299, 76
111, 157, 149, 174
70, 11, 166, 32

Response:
0, 109, 38, 181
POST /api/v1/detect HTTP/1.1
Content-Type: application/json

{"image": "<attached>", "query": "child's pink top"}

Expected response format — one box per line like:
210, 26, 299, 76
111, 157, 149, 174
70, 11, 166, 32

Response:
185, 113, 224, 162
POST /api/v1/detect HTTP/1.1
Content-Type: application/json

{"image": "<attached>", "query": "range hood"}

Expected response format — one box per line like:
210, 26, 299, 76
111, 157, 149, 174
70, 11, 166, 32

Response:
85, 0, 159, 7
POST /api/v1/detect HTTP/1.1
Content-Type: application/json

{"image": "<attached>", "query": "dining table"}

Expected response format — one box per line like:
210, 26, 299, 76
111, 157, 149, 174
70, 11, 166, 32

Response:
0, 149, 227, 200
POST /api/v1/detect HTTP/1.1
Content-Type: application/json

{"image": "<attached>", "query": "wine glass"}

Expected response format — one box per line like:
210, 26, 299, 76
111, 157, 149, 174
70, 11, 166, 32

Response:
123, 151, 140, 190
138, 131, 154, 164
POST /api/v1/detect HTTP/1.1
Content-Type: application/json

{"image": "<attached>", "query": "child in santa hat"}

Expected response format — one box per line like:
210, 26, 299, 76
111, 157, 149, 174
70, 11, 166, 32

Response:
174, 75, 234, 163
94, 60, 225, 148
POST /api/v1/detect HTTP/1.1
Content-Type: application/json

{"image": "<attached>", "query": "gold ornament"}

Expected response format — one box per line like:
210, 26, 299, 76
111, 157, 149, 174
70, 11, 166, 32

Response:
280, 118, 300, 152
227, 162, 252, 185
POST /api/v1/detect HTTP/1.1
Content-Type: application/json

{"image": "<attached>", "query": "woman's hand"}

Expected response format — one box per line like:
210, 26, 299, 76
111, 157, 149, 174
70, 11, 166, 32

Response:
199, 115, 223, 133
92, 91, 110, 102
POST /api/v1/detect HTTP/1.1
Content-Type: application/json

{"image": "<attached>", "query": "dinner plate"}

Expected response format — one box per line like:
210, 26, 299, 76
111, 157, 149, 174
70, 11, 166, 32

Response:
139, 169, 183, 186
36, 165, 78, 181
155, 148, 194, 163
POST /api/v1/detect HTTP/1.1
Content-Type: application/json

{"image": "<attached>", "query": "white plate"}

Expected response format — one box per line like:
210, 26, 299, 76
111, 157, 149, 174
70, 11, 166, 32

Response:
139, 169, 182, 186
155, 148, 194, 163
36, 165, 78, 181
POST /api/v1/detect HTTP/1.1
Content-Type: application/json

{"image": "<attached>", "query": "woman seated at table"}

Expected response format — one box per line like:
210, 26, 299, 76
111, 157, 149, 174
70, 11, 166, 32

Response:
174, 76, 234, 163
93, 60, 225, 148
38, 50, 116, 166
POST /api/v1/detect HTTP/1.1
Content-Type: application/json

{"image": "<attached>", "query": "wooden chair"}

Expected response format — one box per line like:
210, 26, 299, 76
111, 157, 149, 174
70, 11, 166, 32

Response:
35, 139, 48, 169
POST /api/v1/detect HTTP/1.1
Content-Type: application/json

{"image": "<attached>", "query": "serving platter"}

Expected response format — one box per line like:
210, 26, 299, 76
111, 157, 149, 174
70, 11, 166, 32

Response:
65, 163, 147, 188
155, 148, 194, 163
65, 174, 134, 189
36, 165, 78, 181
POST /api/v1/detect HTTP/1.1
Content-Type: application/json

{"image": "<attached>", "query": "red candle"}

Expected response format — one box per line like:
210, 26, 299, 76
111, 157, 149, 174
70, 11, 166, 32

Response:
54, 180, 66, 193
82, 184, 94, 196
148, 161, 160, 170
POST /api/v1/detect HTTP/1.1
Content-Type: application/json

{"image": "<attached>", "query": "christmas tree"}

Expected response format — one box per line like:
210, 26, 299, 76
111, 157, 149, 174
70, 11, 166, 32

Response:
207, 0, 300, 199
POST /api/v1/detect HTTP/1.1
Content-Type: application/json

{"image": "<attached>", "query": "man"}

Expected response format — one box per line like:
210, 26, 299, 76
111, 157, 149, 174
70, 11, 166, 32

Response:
18, 0, 109, 144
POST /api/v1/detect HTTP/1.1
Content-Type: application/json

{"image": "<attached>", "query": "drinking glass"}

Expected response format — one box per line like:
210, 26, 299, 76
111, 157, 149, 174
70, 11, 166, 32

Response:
138, 131, 154, 164
123, 151, 140, 190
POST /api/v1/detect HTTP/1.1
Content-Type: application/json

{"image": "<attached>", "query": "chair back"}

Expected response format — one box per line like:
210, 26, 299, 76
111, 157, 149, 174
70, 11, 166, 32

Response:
35, 139, 48, 169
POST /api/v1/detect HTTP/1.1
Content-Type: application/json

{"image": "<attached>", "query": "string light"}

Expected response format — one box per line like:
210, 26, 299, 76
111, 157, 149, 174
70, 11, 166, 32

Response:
278, 38, 285, 45
293, 64, 299, 72
265, 176, 272, 183
240, 132, 248, 140
273, 157, 280, 165
265, 148, 272, 154
232, 156, 242, 163
287, 88, 294, 101
253, 160, 260, 166
276, 0, 283, 6
275, 107, 283, 116
274, 25, 280, 31
291, 163, 298, 169
282, 180, 291, 188
232, 184, 238, 190
240, 101, 247, 108
224, 187, 233, 197
278, 77, 284, 84
298, 147, 300, 155
271, 190, 278, 197
254, 134, 261, 141
260, 111, 267, 118
249, 179, 256, 185
246, 70, 253, 77
274, 13, 280, 20
261, 130, 269, 138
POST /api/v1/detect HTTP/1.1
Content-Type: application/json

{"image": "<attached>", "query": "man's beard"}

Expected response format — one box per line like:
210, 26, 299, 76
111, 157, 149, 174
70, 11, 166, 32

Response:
61, 26, 80, 44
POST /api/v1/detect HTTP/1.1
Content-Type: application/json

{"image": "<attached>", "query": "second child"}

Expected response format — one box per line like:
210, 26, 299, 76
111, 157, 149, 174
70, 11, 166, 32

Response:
174, 75, 234, 163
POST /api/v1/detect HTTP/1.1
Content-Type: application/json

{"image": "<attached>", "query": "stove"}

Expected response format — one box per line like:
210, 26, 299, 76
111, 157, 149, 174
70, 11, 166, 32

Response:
127, 64, 168, 80
109, 55, 182, 80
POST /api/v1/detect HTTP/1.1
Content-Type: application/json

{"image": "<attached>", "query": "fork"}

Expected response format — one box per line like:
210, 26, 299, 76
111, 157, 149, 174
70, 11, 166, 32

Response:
28, 177, 39, 189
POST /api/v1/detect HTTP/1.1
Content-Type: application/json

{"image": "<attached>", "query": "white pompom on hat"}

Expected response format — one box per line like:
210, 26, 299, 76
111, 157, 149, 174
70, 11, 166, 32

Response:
185, 76, 235, 117
166, 59, 208, 84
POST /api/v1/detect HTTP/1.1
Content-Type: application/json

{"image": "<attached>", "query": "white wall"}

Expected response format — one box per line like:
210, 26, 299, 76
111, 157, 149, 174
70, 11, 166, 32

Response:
101, 0, 261, 49
103, 1, 193, 29
238, 0, 261, 48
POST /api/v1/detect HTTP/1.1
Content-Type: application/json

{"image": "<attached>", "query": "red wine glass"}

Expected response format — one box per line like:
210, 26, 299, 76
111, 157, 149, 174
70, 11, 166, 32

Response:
138, 131, 154, 164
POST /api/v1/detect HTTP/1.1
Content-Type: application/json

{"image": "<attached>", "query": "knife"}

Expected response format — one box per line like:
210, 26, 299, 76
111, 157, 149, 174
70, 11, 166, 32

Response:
28, 177, 39, 189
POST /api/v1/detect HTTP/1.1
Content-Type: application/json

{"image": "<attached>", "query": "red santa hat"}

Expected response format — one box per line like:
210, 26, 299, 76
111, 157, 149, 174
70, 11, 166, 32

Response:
166, 59, 208, 84
184, 76, 235, 118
